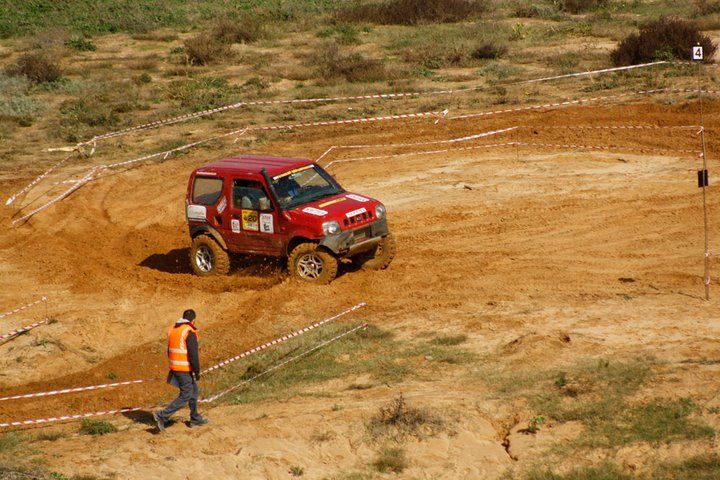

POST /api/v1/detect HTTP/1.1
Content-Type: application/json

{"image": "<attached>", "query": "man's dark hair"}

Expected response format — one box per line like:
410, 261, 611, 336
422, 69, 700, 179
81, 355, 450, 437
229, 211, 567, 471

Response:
183, 309, 196, 322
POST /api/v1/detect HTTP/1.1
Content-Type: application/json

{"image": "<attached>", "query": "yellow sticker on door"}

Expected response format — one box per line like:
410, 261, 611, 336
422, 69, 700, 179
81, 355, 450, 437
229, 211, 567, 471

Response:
242, 210, 259, 231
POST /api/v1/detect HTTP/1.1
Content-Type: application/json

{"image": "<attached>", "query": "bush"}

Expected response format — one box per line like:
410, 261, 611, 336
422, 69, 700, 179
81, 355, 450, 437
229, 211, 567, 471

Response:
695, 0, 720, 16
6, 52, 62, 84
211, 15, 266, 44
515, 3, 562, 18
64, 36, 96, 51
312, 43, 387, 83
611, 17, 717, 66
560, 0, 610, 13
471, 42, 508, 59
339, 0, 487, 25
78, 419, 117, 436
183, 33, 230, 65
373, 447, 407, 473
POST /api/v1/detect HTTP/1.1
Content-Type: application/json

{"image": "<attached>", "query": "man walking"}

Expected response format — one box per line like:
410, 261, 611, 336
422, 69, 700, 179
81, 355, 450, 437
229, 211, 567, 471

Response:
153, 309, 209, 431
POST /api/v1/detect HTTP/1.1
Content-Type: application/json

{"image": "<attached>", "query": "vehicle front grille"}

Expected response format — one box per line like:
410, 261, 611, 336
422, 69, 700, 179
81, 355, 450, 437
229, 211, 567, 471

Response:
343, 209, 374, 227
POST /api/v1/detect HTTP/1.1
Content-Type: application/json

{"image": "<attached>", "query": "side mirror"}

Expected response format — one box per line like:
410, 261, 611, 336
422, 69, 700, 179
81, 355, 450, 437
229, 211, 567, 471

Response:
259, 197, 271, 211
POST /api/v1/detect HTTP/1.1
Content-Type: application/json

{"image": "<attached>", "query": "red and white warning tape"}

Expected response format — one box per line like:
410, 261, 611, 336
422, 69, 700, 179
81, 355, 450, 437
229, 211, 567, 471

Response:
0, 303, 364, 403
0, 296, 47, 320
0, 316, 368, 428
317, 127, 517, 162
201, 322, 368, 403
0, 379, 151, 402
0, 319, 48, 342
202, 301, 365, 374
517, 142, 699, 155
5, 154, 75, 206
448, 88, 719, 121
76, 61, 668, 145
327, 142, 518, 166
11, 167, 100, 226
0, 407, 144, 428
523, 124, 700, 130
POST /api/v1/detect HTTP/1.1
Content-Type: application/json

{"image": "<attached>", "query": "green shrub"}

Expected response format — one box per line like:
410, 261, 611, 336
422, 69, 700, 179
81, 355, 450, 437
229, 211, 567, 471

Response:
211, 15, 266, 44
311, 43, 387, 83
560, 0, 610, 13
339, 0, 488, 25
611, 17, 717, 65
6, 52, 62, 84
372, 447, 407, 473
183, 33, 230, 65
64, 36, 96, 51
78, 419, 117, 436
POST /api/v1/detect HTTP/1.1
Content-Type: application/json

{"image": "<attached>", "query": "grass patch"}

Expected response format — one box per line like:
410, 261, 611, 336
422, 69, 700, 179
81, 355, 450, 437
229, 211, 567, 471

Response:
0, 433, 23, 452
372, 446, 407, 473
310, 42, 388, 83
527, 461, 633, 480
214, 324, 409, 405
338, 0, 488, 25
183, 33, 231, 65
654, 454, 720, 480
6, 52, 62, 84
430, 334, 468, 346
78, 419, 117, 436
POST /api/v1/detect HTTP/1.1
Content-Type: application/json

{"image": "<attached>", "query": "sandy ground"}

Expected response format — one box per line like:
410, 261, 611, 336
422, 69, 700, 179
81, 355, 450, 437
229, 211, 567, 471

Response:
1, 98, 720, 478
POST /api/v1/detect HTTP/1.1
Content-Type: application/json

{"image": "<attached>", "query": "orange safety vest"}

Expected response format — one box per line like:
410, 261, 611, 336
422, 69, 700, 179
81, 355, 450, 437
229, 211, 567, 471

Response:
167, 322, 198, 372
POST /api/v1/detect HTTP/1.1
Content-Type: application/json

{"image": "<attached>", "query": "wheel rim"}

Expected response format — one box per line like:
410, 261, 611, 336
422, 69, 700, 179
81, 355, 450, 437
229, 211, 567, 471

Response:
297, 253, 324, 279
195, 245, 215, 273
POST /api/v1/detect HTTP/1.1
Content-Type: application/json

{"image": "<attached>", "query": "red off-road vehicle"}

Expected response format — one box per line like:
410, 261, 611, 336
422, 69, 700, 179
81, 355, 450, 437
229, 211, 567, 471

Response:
185, 155, 395, 283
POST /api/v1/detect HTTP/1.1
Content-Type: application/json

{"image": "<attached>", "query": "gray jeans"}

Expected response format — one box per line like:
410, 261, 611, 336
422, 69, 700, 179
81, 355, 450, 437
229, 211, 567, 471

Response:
158, 371, 202, 422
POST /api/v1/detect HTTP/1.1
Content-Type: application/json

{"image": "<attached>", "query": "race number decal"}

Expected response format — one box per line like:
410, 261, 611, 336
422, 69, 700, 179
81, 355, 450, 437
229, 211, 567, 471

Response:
231, 219, 241, 233
346, 194, 369, 203
242, 210, 259, 231
302, 207, 328, 216
217, 196, 227, 214
260, 213, 274, 233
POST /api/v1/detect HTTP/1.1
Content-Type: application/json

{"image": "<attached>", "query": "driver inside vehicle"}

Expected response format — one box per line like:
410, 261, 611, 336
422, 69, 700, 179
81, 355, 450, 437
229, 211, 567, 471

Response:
274, 176, 301, 203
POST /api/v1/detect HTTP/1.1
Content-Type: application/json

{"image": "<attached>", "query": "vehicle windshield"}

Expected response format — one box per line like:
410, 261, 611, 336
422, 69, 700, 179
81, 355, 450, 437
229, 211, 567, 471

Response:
271, 165, 342, 210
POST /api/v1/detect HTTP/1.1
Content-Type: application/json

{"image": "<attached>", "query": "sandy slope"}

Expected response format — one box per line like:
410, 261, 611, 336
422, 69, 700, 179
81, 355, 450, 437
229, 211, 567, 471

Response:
1, 99, 720, 478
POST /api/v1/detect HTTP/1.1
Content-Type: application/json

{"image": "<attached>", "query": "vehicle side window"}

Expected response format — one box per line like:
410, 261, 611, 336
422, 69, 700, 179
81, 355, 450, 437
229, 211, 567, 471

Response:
192, 177, 223, 205
233, 179, 272, 211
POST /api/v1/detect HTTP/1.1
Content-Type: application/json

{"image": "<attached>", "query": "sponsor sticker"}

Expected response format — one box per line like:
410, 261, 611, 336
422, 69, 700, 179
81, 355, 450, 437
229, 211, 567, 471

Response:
231, 219, 241, 233
260, 213, 274, 233
319, 197, 347, 208
302, 207, 328, 216
242, 210, 259, 231
345, 207, 367, 218
217, 196, 227, 214
187, 205, 207, 221
346, 194, 369, 203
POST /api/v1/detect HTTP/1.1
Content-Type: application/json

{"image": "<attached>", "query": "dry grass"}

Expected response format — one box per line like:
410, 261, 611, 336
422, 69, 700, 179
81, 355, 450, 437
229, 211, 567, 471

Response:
310, 42, 388, 83
211, 16, 267, 44
338, 0, 488, 25
367, 394, 445, 440
183, 33, 231, 65
6, 52, 62, 84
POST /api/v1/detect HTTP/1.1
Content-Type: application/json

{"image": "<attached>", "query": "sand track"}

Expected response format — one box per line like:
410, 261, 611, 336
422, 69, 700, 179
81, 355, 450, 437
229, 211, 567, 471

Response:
1, 99, 720, 478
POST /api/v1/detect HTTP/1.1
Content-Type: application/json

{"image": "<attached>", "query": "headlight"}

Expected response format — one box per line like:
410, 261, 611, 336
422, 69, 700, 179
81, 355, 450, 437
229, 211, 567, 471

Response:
322, 220, 341, 235
375, 204, 386, 219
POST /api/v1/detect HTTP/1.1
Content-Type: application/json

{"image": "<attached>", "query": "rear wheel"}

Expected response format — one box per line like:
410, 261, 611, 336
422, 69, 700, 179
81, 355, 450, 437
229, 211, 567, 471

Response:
288, 243, 338, 284
190, 235, 230, 276
355, 233, 396, 270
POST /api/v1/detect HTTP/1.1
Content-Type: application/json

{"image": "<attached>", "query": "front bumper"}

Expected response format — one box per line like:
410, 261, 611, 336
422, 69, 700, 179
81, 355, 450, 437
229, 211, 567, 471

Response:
320, 217, 389, 256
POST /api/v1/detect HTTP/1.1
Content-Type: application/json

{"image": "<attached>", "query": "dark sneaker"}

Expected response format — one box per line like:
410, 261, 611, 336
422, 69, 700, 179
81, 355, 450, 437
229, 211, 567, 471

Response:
189, 417, 209, 428
153, 411, 166, 432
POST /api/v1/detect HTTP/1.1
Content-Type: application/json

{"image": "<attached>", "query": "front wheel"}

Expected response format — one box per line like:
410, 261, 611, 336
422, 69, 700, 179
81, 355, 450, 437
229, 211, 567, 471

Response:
190, 235, 230, 276
355, 233, 396, 270
288, 243, 338, 284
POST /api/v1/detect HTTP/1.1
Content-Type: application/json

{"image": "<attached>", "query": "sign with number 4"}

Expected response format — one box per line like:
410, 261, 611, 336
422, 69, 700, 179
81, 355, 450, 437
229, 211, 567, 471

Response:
693, 46, 704, 61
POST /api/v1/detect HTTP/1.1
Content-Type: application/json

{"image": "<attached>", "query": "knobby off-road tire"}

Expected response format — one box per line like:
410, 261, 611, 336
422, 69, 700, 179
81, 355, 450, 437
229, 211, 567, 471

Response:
356, 233, 396, 270
288, 243, 338, 284
190, 235, 230, 276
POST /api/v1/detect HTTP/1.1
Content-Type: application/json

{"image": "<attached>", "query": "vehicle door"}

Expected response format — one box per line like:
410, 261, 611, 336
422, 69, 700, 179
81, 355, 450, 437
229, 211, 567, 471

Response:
188, 174, 227, 231
228, 178, 283, 255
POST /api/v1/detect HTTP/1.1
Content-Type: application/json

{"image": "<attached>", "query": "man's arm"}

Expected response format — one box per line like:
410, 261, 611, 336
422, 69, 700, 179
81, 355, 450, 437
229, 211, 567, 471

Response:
186, 332, 200, 378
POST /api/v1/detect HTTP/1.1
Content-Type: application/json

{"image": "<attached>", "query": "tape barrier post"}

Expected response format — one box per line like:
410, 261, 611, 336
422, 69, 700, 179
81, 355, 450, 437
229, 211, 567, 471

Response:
0, 296, 47, 320
0, 303, 365, 404
202, 323, 369, 403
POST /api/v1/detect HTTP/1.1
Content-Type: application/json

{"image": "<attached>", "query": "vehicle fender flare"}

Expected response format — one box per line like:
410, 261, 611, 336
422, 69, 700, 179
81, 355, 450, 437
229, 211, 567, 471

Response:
286, 233, 320, 256
190, 225, 228, 250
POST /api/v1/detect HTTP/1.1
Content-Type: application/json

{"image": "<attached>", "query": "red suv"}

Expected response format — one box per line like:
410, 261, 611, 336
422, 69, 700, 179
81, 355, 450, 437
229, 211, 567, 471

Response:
185, 155, 395, 283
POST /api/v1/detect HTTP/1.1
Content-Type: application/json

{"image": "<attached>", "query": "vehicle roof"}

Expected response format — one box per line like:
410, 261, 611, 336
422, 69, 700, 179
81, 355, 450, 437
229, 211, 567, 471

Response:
195, 155, 313, 178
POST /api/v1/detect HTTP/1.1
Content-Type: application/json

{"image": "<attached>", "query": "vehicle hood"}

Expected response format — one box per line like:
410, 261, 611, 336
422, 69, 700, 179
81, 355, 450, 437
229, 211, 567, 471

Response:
286, 192, 380, 227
